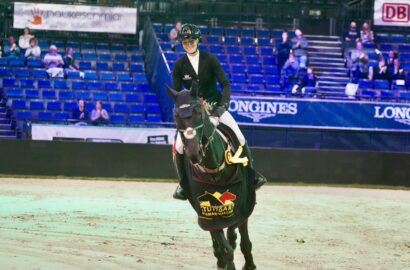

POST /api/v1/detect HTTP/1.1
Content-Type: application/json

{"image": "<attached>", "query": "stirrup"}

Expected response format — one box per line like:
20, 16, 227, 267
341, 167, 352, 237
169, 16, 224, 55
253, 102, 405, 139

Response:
173, 185, 188, 200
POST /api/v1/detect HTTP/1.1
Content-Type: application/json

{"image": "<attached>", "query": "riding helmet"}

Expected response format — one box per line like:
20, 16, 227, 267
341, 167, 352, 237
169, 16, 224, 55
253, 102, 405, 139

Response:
178, 24, 201, 41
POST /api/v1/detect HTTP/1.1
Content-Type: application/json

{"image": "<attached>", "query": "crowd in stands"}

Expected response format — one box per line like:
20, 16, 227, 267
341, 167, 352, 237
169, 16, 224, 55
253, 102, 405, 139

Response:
344, 21, 407, 96
72, 99, 109, 125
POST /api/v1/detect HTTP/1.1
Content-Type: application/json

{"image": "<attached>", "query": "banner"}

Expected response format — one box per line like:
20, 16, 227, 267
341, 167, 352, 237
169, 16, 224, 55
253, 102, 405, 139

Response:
374, 0, 410, 27
13, 2, 137, 34
32, 124, 176, 144
228, 96, 410, 132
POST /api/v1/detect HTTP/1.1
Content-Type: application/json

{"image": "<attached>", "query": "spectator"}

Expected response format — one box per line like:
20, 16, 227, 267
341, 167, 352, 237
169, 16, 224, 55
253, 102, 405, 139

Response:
43, 45, 64, 78
291, 29, 308, 68
24, 38, 41, 60
3, 36, 21, 61
360, 22, 374, 44
350, 41, 369, 82
385, 50, 405, 81
277, 31, 292, 74
18, 27, 34, 54
90, 100, 109, 125
293, 67, 318, 95
343, 21, 359, 63
63, 47, 84, 78
369, 57, 388, 81
169, 20, 182, 51
281, 52, 300, 93
72, 99, 89, 125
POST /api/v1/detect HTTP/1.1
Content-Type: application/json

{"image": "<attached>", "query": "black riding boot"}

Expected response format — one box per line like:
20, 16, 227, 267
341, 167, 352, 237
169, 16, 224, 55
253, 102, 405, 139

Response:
243, 143, 267, 190
173, 152, 188, 200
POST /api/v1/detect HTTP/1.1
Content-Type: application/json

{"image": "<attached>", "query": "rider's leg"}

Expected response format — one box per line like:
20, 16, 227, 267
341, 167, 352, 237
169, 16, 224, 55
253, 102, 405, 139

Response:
218, 111, 267, 189
173, 132, 189, 200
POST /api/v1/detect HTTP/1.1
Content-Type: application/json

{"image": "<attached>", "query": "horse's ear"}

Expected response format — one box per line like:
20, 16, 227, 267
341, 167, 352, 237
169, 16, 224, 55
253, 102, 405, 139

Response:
166, 85, 178, 101
190, 81, 199, 99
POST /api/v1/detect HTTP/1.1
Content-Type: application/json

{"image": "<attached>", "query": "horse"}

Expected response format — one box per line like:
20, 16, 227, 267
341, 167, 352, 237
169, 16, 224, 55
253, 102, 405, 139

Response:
167, 85, 257, 270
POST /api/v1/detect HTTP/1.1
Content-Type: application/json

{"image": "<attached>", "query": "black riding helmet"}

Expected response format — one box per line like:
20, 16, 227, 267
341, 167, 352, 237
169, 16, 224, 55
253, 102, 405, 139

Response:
178, 24, 201, 41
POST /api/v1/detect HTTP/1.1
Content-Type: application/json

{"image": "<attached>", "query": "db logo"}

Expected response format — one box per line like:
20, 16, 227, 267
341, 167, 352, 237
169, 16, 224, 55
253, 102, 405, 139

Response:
382, 3, 410, 22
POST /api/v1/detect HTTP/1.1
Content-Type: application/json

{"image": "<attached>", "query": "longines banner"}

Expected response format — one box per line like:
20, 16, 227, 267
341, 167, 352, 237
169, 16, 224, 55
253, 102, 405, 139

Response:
13, 2, 137, 34
229, 96, 410, 132
374, 0, 410, 27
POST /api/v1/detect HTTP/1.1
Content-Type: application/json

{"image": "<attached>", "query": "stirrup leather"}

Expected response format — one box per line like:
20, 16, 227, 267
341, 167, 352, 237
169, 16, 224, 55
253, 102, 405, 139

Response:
225, 145, 249, 167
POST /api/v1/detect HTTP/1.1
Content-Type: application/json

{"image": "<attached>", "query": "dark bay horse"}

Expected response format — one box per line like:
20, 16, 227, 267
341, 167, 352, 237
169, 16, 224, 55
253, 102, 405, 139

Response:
167, 85, 257, 270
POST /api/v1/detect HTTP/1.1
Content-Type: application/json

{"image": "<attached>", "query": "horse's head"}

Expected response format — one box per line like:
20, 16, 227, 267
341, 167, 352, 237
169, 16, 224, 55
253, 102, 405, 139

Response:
167, 83, 207, 164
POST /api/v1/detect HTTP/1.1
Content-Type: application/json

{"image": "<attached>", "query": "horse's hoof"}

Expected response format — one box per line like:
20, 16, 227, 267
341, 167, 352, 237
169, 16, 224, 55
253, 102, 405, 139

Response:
242, 265, 256, 270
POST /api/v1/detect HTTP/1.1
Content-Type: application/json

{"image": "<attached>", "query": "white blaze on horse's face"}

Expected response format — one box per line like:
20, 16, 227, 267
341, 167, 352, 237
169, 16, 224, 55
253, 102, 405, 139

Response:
183, 127, 196, 140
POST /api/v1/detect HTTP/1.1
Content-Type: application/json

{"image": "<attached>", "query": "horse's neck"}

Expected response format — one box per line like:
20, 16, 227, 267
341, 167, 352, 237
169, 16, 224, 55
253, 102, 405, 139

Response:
201, 115, 226, 169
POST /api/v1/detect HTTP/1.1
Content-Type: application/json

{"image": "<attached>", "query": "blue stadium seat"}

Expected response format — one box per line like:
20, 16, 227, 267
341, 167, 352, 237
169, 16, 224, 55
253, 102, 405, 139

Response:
209, 44, 224, 54
85, 103, 94, 111
54, 80, 68, 89
127, 45, 139, 52
230, 83, 243, 92
79, 61, 92, 70
146, 103, 161, 113
380, 90, 395, 99
117, 73, 131, 81
115, 53, 128, 62
226, 45, 240, 54
215, 54, 227, 63
392, 80, 406, 90
265, 75, 280, 84
241, 27, 255, 37
399, 91, 410, 100
20, 79, 34, 88
257, 38, 271, 46
92, 92, 108, 101
240, 37, 254, 45
164, 52, 177, 61
121, 83, 135, 91
3, 78, 17, 87
246, 55, 259, 65
98, 53, 111, 61
96, 62, 109, 70
247, 84, 263, 91
42, 89, 56, 99
225, 27, 239, 36
32, 69, 47, 78
100, 72, 115, 81
243, 46, 257, 55
152, 23, 163, 33
67, 71, 81, 79
64, 101, 77, 111
110, 113, 126, 123
29, 100, 44, 110
0, 58, 8, 66
131, 54, 143, 62
358, 79, 373, 89
25, 89, 39, 99
38, 80, 51, 89
229, 54, 243, 63
133, 73, 147, 82
160, 42, 172, 51
263, 65, 278, 74
0, 67, 13, 77
271, 29, 283, 39
54, 112, 70, 121
109, 92, 123, 101
114, 103, 129, 113
102, 103, 112, 112
76, 91, 90, 100
15, 68, 30, 78
363, 43, 376, 50
112, 63, 126, 71
144, 93, 159, 103
38, 111, 53, 120
136, 83, 150, 92
125, 93, 140, 103
128, 113, 145, 123
221, 63, 230, 73
205, 35, 220, 44
399, 45, 410, 52
231, 64, 246, 73
198, 25, 208, 34
376, 33, 390, 43
84, 71, 98, 80
249, 74, 264, 84
81, 42, 95, 50
82, 52, 97, 60
210, 26, 223, 36
15, 111, 32, 120
47, 100, 61, 111
88, 81, 103, 90
146, 114, 162, 122
9, 59, 25, 67
263, 56, 276, 65
59, 90, 74, 100
374, 80, 390, 90
247, 65, 262, 74
361, 89, 376, 98
391, 34, 405, 43
111, 43, 126, 51
379, 43, 393, 51
257, 28, 270, 38
96, 43, 110, 51
260, 47, 274, 56
105, 82, 119, 91
231, 73, 247, 83
265, 84, 282, 92
72, 80, 87, 90
7, 88, 23, 98
130, 63, 144, 72
130, 103, 145, 113
27, 59, 43, 68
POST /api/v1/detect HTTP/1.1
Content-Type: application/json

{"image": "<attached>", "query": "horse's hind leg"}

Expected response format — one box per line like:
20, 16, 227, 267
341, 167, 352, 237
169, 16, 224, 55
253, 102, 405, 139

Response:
239, 220, 256, 270
211, 233, 226, 270
227, 226, 238, 251
210, 229, 236, 270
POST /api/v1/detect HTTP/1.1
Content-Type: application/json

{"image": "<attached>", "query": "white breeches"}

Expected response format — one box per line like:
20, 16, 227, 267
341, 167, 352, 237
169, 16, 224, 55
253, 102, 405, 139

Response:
175, 111, 246, 154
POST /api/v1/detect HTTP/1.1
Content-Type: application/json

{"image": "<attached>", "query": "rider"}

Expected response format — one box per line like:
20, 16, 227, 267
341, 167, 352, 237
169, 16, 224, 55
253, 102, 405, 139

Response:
171, 23, 266, 200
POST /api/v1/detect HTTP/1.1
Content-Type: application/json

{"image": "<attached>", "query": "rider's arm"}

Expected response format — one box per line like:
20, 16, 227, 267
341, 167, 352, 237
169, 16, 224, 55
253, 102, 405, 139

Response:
210, 54, 231, 108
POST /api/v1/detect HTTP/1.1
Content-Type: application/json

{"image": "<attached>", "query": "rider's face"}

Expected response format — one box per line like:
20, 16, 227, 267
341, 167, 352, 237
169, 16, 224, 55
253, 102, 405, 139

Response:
182, 39, 198, 54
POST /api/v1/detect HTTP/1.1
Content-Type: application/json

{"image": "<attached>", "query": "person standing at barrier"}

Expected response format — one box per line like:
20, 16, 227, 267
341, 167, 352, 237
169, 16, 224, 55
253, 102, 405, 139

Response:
90, 100, 109, 125
18, 27, 34, 56
171, 23, 266, 200
277, 31, 292, 74
72, 99, 89, 126
291, 29, 308, 68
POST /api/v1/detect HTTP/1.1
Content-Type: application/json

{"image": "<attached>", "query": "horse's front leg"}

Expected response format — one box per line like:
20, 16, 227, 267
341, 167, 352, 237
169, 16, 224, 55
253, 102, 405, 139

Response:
239, 220, 256, 270
211, 232, 227, 270
210, 229, 236, 270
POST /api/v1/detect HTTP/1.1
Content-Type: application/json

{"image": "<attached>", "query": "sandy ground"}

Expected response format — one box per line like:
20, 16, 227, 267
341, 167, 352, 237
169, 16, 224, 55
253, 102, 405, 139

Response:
0, 178, 409, 270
